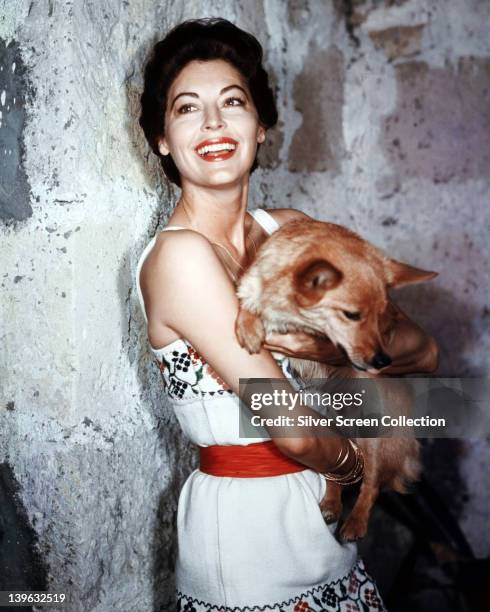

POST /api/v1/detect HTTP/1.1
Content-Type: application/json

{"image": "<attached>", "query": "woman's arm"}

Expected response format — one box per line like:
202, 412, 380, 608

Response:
145, 229, 355, 474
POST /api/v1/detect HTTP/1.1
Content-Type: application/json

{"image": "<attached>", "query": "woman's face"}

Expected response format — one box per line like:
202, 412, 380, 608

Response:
159, 59, 266, 189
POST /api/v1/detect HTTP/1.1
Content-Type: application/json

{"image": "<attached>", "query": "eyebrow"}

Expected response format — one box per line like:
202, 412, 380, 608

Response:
169, 84, 249, 110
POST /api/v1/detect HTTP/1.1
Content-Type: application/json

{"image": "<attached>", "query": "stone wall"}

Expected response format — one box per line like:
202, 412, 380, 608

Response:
1, 1, 488, 610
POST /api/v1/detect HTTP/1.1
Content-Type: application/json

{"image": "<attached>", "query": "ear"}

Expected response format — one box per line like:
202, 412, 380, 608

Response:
293, 259, 343, 307
257, 125, 266, 144
385, 258, 438, 288
158, 137, 170, 156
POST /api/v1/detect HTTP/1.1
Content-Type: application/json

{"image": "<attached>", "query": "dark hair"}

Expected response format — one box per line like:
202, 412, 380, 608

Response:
139, 18, 278, 187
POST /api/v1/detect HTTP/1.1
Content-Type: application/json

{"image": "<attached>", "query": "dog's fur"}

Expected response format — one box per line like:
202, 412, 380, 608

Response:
235, 218, 437, 541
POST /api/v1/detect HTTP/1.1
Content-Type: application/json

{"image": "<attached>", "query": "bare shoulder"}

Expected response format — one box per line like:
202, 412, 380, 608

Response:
140, 229, 223, 321
142, 228, 219, 285
264, 207, 310, 227
154, 226, 213, 253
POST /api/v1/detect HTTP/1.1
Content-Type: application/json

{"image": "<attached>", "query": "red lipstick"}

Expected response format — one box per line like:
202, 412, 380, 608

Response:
195, 137, 238, 162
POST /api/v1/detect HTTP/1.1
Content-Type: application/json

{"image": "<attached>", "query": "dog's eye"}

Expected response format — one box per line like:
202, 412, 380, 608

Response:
343, 310, 361, 321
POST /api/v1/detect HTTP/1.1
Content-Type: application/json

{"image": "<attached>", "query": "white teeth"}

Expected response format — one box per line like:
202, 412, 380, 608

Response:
197, 142, 236, 155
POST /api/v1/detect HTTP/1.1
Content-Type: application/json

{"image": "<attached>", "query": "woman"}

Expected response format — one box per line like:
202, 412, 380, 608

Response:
136, 18, 437, 611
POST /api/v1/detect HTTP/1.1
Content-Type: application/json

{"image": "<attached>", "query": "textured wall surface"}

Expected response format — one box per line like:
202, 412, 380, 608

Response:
1, 1, 489, 610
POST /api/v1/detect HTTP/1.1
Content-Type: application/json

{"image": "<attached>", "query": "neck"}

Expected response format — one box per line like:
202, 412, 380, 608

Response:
177, 177, 251, 252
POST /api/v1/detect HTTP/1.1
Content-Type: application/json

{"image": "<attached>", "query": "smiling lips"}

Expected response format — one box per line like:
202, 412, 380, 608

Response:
195, 137, 238, 162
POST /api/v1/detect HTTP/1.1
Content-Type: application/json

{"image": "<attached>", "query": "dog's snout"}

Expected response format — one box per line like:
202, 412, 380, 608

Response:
370, 351, 392, 370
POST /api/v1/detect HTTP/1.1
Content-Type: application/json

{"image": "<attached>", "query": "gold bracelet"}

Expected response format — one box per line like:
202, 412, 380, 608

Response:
329, 438, 348, 470
323, 440, 364, 486
327, 438, 350, 472
322, 439, 365, 486
330, 438, 350, 473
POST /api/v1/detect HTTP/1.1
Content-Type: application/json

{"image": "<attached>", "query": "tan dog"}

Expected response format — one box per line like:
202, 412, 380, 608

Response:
235, 218, 437, 541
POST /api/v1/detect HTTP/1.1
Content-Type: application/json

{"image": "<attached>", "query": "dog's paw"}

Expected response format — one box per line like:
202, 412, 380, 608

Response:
235, 309, 265, 354
320, 498, 342, 524
339, 515, 368, 542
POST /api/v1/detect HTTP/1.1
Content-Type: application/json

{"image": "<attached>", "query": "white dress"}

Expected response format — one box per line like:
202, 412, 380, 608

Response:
135, 209, 386, 611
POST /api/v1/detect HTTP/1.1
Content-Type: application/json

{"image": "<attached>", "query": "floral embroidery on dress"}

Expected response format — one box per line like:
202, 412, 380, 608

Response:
154, 340, 234, 400
175, 559, 385, 611
155, 339, 303, 400
153, 340, 299, 401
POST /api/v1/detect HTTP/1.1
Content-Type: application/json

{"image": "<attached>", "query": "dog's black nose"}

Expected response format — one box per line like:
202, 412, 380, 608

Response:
370, 351, 392, 370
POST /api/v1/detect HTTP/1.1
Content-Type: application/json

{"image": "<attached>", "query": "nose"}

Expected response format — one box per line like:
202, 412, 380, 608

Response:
202, 106, 225, 131
370, 351, 392, 370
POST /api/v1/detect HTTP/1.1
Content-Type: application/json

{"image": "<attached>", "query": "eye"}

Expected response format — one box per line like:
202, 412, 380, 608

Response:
224, 96, 245, 107
177, 103, 197, 114
342, 310, 361, 321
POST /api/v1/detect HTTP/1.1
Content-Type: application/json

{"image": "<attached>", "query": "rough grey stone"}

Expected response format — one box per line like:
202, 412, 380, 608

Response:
0, 37, 32, 222
383, 58, 490, 183
288, 44, 345, 173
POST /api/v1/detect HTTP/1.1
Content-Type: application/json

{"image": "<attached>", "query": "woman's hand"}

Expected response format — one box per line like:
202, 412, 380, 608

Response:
378, 300, 439, 375
263, 330, 350, 366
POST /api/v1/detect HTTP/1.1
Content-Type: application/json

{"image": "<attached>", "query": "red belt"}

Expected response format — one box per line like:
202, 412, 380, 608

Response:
199, 440, 307, 478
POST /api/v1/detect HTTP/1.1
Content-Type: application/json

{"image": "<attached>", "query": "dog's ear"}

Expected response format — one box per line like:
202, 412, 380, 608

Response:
385, 258, 438, 288
293, 259, 343, 307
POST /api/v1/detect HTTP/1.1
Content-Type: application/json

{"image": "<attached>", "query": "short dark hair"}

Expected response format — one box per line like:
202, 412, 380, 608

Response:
139, 18, 278, 187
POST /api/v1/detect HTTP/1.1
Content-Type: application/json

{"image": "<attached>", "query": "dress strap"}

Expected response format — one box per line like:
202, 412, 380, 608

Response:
248, 208, 280, 235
